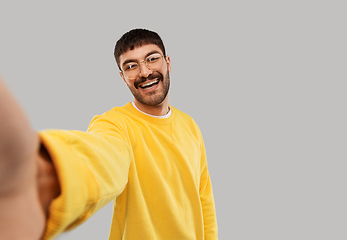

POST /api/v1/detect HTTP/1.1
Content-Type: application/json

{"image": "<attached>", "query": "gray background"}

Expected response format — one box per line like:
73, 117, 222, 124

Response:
0, 1, 346, 239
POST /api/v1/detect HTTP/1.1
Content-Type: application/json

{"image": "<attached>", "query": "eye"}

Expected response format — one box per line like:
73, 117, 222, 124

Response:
124, 63, 138, 71
146, 54, 161, 63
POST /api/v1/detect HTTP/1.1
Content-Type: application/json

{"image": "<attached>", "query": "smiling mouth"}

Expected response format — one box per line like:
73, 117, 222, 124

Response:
139, 79, 159, 89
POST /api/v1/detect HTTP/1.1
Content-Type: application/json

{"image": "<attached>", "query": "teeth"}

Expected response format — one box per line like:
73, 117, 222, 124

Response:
141, 79, 159, 88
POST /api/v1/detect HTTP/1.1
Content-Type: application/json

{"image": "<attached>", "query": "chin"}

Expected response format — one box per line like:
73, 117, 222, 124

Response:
136, 93, 167, 106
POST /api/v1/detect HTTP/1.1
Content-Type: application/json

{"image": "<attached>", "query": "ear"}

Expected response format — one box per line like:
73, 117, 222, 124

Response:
166, 55, 172, 73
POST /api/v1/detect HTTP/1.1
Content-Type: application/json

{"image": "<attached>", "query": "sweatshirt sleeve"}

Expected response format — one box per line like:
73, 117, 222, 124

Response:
199, 139, 219, 240
40, 115, 132, 239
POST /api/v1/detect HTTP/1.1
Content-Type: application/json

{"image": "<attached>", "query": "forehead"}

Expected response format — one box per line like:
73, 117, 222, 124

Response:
119, 44, 163, 64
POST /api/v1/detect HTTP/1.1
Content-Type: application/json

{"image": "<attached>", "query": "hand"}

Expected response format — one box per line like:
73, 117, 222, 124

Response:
0, 77, 59, 239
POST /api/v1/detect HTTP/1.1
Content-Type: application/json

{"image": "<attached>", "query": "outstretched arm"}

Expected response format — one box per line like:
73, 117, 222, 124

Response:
0, 77, 60, 239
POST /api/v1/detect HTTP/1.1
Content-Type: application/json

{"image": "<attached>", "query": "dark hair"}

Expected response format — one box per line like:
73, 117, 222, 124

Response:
114, 28, 166, 70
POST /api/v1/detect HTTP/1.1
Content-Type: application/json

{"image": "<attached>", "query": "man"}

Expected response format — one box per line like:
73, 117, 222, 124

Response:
0, 29, 218, 239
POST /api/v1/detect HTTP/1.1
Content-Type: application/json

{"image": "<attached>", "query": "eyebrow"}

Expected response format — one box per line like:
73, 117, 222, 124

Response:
121, 50, 161, 69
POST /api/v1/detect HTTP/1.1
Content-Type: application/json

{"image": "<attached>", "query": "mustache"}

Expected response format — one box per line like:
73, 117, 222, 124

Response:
134, 72, 163, 89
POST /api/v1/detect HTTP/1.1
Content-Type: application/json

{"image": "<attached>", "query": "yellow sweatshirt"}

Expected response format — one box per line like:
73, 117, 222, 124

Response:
40, 102, 218, 239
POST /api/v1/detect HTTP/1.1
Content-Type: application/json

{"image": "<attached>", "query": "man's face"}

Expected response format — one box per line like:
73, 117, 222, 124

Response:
119, 44, 171, 107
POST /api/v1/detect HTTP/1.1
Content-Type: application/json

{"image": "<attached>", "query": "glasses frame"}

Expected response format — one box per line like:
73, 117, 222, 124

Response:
121, 53, 165, 80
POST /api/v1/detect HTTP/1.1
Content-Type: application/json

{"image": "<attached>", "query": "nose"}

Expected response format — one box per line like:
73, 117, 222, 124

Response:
138, 60, 152, 78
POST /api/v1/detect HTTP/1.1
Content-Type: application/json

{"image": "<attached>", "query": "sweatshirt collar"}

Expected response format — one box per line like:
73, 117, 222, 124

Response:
131, 102, 172, 119
124, 102, 175, 125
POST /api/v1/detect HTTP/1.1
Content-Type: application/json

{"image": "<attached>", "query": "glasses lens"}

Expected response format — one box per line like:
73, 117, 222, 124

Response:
145, 53, 163, 71
123, 62, 140, 80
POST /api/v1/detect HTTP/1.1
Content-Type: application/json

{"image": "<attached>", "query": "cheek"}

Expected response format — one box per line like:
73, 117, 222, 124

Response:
160, 65, 170, 76
124, 80, 133, 89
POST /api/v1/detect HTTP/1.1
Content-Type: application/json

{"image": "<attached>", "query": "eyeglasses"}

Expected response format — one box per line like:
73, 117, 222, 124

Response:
121, 53, 164, 80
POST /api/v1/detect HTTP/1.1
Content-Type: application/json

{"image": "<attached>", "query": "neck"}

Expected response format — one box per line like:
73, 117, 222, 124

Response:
133, 97, 169, 116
